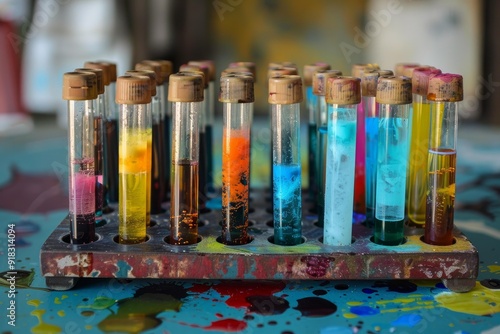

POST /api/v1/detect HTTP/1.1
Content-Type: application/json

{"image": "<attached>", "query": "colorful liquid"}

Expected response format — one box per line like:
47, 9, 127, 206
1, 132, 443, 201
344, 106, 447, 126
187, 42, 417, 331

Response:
424, 149, 456, 246
273, 164, 302, 246
316, 125, 327, 226
119, 172, 147, 244
221, 133, 250, 245
94, 116, 104, 219
69, 167, 95, 244
407, 102, 431, 226
206, 124, 214, 192
365, 117, 378, 224
150, 122, 165, 214
354, 103, 366, 216
146, 134, 152, 224
104, 120, 118, 203
374, 117, 409, 245
163, 115, 171, 199
324, 120, 357, 246
308, 123, 317, 200
199, 131, 208, 206
170, 161, 199, 245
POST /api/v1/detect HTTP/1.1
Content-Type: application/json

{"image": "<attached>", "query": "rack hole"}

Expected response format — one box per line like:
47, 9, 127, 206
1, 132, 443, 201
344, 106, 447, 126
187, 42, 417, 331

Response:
199, 207, 211, 214
112, 234, 150, 244
148, 220, 158, 228
216, 235, 254, 246
164, 235, 202, 245
369, 236, 408, 246
60, 233, 101, 244
267, 235, 306, 246
318, 236, 356, 245
419, 235, 456, 246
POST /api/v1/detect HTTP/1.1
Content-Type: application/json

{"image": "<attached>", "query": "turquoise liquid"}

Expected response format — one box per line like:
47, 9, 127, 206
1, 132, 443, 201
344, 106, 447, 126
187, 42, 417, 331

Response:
374, 117, 409, 245
365, 117, 378, 224
308, 123, 317, 200
324, 119, 357, 246
316, 125, 328, 226
273, 164, 302, 245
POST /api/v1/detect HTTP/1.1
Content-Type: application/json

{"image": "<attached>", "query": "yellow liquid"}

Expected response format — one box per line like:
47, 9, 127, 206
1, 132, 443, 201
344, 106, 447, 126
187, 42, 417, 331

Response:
119, 130, 149, 244
146, 134, 152, 224
407, 101, 430, 225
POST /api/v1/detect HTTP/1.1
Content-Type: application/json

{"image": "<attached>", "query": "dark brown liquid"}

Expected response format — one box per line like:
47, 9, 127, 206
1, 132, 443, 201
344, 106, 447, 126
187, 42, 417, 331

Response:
163, 116, 171, 200
94, 116, 104, 215
70, 213, 96, 244
199, 131, 208, 205
170, 161, 199, 245
104, 119, 118, 203
150, 122, 165, 214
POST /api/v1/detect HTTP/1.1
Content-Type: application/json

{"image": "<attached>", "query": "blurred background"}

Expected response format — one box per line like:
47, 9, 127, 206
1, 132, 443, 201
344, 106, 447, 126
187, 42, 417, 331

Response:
0, 0, 496, 135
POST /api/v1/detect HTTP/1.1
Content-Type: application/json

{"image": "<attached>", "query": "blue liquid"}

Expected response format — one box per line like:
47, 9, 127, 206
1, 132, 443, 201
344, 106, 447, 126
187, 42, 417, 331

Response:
365, 117, 378, 224
316, 125, 327, 226
273, 164, 302, 245
324, 119, 357, 246
308, 123, 317, 200
374, 117, 409, 245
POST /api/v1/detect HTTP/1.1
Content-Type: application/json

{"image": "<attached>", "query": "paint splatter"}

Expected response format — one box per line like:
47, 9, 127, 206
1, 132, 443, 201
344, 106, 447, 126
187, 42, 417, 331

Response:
320, 326, 353, 334
362, 288, 377, 294
350, 305, 380, 316
189, 283, 212, 293
435, 282, 500, 316
487, 265, 500, 274
334, 283, 349, 290
391, 314, 423, 327
247, 295, 290, 315
79, 296, 116, 310
313, 289, 328, 296
301, 256, 332, 277
28, 300, 62, 334
293, 297, 337, 317
481, 279, 500, 289
373, 280, 417, 293
182, 318, 248, 332
212, 280, 286, 308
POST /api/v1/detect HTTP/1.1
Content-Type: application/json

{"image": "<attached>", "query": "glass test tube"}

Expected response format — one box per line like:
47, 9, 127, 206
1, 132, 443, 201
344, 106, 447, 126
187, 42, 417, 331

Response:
303, 63, 330, 201
424, 74, 463, 246
313, 69, 342, 227
362, 69, 393, 225
351, 63, 379, 222
323, 76, 360, 246
169, 73, 204, 245
63, 72, 97, 244
116, 75, 152, 244
76, 66, 106, 225
269, 75, 303, 246
374, 76, 412, 245
136, 62, 167, 214
407, 67, 442, 226
219, 74, 254, 245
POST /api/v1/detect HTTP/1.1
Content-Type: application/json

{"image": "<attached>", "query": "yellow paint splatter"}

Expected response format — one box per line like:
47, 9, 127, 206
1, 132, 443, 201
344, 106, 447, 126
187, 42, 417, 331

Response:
487, 265, 500, 274
435, 282, 500, 316
375, 326, 381, 331
85, 325, 92, 330
347, 301, 363, 306
62, 294, 69, 300
57, 310, 65, 317
54, 297, 61, 304
343, 313, 358, 319
30, 309, 62, 334
28, 299, 42, 307
449, 323, 455, 327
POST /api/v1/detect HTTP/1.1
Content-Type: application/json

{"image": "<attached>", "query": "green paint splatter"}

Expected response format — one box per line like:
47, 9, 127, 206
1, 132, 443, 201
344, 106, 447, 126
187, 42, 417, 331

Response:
79, 296, 117, 310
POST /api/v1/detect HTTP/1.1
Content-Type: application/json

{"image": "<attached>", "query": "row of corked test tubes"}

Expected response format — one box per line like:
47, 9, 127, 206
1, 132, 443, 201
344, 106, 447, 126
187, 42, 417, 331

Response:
62, 60, 463, 248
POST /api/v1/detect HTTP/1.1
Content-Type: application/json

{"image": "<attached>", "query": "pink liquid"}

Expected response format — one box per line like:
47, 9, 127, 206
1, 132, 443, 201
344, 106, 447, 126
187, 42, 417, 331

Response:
70, 172, 95, 215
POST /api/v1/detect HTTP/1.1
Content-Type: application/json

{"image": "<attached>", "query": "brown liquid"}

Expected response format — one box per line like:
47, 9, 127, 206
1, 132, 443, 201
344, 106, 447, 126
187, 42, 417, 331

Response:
150, 122, 165, 214
104, 120, 118, 203
170, 160, 199, 245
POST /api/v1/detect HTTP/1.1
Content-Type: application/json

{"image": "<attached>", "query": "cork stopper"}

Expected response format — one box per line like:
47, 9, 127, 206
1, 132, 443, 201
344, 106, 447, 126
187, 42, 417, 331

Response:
361, 70, 380, 97
62, 72, 97, 101
268, 75, 303, 104
95, 61, 117, 82
351, 63, 380, 78
83, 61, 111, 86
267, 66, 298, 79
136, 61, 163, 86
229, 62, 256, 81
179, 64, 208, 89
125, 70, 156, 97
313, 70, 343, 96
221, 67, 254, 79
394, 62, 419, 76
188, 60, 215, 82
303, 62, 331, 86
219, 74, 254, 103
427, 73, 463, 102
116, 75, 151, 104
377, 69, 394, 76
376, 76, 412, 105
412, 67, 442, 95
325, 76, 361, 105
75, 68, 104, 94
402, 65, 433, 78
141, 60, 173, 83
168, 72, 204, 102
269, 62, 297, 70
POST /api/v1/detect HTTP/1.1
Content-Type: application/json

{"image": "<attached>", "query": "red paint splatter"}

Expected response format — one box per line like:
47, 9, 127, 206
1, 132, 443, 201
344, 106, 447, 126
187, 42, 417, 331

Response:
212, 281, 286, 308
301, 256, 332, 278
216, 313, 224, 318
203, 319, 247, 332
189, 283, 211, 293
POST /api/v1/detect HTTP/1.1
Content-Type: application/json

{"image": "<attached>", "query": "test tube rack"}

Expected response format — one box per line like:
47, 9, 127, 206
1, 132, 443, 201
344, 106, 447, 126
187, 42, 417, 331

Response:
40, 190, 478, 291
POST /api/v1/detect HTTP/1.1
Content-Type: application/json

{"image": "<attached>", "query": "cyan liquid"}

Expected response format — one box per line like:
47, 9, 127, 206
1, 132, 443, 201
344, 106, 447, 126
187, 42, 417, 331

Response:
273, 164, 302, 245
316, 125, 327, 226
324, 120, 357, 246
308, 123, 317, 200
365, 117, 378, 224
374, 117, 409, 245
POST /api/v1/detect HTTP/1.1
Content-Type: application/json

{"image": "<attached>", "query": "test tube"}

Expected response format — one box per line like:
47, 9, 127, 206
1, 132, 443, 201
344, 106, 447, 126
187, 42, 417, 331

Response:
219, 74, 254, 245
407, 67, 442, 226
351, 63, 379, 222
323, 76, 360, 246
303, 63, 330, 201
116, 75, 152, 244
63, 72, 97, 244
313, 69, 342, 227
424, 74, 463, 246
374, 76, 412, 245
269, 75, 303, 246
169, 73, 204, 245
362, 69, 393, 225
75, 67, 106, 225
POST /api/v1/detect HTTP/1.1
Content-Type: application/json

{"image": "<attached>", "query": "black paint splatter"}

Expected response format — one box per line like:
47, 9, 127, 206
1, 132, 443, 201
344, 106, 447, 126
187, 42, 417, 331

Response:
247, 295, 290, 315
334, 283, 349, 290
293, 297, 337, 317
313, 289, 327, 296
